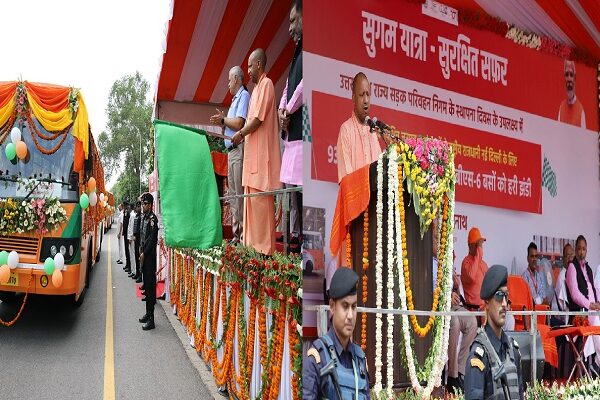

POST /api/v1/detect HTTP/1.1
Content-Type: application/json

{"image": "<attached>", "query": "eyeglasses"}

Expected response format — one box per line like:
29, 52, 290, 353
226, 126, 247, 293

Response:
493, 290, 509, 303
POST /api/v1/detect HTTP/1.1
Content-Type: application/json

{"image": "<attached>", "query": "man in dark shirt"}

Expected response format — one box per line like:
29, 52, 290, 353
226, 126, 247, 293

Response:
138, 193, 159, 331
464, 265, 524, 400
302, 267, 369, 399
131, 201, 142, 282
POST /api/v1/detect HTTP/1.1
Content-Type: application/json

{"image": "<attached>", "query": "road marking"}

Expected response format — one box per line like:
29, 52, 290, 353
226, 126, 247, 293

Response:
103, 236, 115, 400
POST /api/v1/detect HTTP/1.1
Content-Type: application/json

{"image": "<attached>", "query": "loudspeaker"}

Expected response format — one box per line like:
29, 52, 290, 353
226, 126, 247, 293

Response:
505, 330, 545, 382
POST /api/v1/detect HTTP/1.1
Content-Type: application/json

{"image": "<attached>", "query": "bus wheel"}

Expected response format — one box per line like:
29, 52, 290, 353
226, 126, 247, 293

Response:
96, 236, 102, 263
73, 288, 86, 308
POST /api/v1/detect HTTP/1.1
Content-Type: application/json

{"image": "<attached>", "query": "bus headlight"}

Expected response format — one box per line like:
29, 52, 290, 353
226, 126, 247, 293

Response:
40, 238, 81, 265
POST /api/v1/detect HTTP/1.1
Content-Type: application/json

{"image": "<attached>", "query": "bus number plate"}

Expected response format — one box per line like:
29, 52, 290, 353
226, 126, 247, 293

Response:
6, 273, 18, 286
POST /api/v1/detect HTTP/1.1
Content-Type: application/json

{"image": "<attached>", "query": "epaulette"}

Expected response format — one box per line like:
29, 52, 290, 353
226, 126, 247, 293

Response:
307, 347, 320, 364
470, 357, 485, 372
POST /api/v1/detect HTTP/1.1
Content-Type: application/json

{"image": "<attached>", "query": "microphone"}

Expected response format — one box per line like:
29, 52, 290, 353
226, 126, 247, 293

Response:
365, 116, 377, 132
375, 119, 390, 131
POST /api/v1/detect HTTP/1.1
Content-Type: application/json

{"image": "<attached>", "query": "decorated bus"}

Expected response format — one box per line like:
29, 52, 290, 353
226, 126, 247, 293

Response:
0, 81, 108, 311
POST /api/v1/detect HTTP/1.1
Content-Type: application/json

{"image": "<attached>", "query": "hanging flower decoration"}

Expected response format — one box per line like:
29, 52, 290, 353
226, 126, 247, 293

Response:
369, 140, 455, 397
169, 243, 302, 400
15, 82, 28, 122
506, 25, 541, 49
68, 87, 80, 117
361, 207, 369, 352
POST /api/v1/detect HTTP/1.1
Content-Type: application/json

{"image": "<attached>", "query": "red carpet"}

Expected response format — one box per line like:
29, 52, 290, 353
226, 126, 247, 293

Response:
135, 281, 166, 299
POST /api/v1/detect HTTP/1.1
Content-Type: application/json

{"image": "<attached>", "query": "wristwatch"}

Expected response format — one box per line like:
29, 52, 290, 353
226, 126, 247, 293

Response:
221, 117, 225, 126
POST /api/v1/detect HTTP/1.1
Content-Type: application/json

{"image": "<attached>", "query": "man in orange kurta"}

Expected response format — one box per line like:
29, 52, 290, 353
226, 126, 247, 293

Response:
461, 227, 489, 309
232, 48, 282, 255
334, 72, 383, 267
337, 72, 383, 183
558, 60, 586, 129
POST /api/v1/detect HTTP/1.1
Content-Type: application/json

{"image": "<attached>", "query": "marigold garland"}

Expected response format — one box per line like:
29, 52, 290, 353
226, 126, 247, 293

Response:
345, 231, 352, 267
167, 245, 301, 400
0, 272, 34, 327
399, 159, 450, 337
288, 312, 301, 400
361, 209, 369, 351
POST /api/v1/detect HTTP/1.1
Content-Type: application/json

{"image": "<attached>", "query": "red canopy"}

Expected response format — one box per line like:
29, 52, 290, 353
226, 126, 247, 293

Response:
442, 0, 600, 60
156, 0, 295, 110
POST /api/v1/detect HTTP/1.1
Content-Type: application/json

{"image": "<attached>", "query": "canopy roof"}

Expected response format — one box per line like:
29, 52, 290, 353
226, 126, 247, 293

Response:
156, 0, 295, 108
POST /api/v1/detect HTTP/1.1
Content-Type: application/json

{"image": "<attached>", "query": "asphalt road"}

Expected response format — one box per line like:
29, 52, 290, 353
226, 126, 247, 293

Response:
0, 229, 214, 400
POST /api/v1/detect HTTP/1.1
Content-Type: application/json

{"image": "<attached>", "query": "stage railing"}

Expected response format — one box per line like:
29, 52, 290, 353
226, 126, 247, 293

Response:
218, 186, 302, 253
304, 304, 600, 382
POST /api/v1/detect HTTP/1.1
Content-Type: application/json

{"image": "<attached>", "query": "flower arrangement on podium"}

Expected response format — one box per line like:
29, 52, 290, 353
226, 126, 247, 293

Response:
371, 137, 455, 399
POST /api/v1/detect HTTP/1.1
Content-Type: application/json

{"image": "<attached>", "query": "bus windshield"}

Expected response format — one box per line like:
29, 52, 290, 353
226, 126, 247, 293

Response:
0, 120, 78, 202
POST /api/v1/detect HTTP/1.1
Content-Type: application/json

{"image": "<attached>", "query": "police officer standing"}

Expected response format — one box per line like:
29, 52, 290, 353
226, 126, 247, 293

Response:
464, 265, 524, 399
303, 267, 370, 399
132, 201, 142, 283
138, 193, 159, 331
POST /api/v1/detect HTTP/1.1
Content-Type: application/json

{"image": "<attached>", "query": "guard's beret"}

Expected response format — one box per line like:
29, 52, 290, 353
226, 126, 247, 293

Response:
480, 264, 508, 300
328, 267, 359, 300
141, 192, 154, 204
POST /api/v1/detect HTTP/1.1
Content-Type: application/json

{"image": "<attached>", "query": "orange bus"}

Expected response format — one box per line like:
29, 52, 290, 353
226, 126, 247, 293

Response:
0, 81, 106, 306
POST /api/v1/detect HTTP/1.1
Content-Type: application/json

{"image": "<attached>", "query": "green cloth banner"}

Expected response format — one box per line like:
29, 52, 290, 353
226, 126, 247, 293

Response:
154, 119, 222, 249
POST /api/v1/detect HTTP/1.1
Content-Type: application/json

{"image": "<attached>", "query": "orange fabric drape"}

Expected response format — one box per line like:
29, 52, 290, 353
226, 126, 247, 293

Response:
0, 82, 16, 109
24, 82, 70, 113
537, 324, 558, 369
329, 164, 371, 257
211, 151, 228, 177
74, 139, 84, 173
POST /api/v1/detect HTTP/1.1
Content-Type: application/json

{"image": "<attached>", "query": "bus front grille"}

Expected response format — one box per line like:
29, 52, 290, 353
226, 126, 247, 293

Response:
0, 236, 40, 257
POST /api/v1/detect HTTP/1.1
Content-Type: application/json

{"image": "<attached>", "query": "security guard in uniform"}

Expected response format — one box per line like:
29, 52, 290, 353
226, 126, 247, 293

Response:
464, 265, 524, 400
302, 267, 370, 399
138, 193, 159, 331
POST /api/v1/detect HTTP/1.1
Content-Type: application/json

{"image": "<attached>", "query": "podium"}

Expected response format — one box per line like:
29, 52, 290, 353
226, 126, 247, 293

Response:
343, 158, 434, 389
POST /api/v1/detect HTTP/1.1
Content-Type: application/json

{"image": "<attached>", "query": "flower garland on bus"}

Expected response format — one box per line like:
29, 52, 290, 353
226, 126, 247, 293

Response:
0, 196, 67, 236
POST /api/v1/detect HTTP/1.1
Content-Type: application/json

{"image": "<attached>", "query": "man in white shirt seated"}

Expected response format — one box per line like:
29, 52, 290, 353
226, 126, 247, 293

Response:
522, 242, 552, 306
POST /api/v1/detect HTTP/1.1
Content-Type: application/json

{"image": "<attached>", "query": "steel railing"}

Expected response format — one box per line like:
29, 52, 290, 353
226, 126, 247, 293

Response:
218, 186, 302, 253
304, 304, 600, 381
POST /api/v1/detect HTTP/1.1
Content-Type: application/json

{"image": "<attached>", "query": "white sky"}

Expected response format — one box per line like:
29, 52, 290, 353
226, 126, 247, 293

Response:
0, 0, 172, 138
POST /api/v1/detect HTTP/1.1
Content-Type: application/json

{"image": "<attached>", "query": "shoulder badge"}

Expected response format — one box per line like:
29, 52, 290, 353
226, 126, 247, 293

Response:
475, 346, 485, 358
150, 218, 155, 227
307, 347, 321, 364
470, 357, 485, 372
